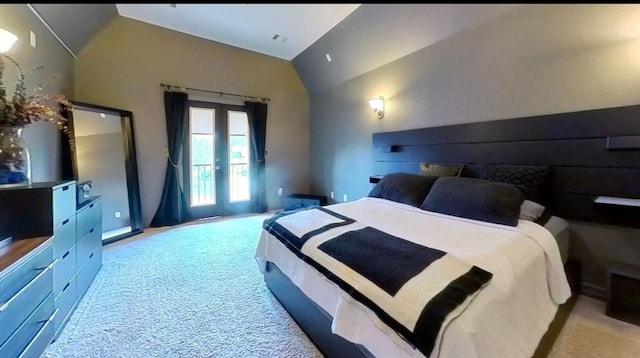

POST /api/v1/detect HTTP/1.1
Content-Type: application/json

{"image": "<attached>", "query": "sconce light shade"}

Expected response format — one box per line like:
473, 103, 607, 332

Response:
368, 96, 384, 119
0, 27, 17, 53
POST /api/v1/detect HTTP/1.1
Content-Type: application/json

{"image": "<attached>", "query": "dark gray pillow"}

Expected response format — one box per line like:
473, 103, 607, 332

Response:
368, 172, 439, 207
480, 164, 550, 202
420, 177, 525, 226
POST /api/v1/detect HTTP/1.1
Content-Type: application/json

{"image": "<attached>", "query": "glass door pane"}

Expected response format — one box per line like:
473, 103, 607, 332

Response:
189, 107, 216, 207
228, 111, 250, 202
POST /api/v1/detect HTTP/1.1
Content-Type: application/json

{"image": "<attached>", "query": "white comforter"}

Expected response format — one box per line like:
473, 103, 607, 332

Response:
255, 197, 572, 358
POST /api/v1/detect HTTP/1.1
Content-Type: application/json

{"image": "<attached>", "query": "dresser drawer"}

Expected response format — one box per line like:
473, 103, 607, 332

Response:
0, 244, 54, 346
53, 215, 76, 259
17, 305, 56, 358
54, 276, 76, 339
53, 245, 75, 297
52, 182, 76, 228
77, 198, 102, 240
77, 223, 101, 268
0, 292, 54, 358
77, 250, 101, 301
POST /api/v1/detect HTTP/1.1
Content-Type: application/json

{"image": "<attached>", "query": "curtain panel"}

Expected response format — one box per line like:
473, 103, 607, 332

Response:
245, 101, 268, 213
151, 91, 193, 227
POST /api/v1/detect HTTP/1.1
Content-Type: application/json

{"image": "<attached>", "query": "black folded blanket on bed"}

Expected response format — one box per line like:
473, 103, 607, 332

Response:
263, 206, 493, 357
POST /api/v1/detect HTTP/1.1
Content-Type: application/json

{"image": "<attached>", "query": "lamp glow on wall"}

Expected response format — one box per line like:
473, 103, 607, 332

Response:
368, 96, 384, 119
0, 27, 18, 53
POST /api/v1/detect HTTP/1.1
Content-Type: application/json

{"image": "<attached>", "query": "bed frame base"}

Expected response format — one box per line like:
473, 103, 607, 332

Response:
265, 261, 374, 357
265, 259, 582, 358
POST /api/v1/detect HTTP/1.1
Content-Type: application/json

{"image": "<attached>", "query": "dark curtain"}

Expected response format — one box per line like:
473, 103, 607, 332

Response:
151, 91, 192, 227
245, 101, 268, 213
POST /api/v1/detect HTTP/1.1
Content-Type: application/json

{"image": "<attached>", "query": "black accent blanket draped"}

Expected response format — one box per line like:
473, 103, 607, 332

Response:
263, 206, 493, 357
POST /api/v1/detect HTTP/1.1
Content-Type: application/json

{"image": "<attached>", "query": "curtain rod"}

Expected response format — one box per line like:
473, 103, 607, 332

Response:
160, 83, 270, 102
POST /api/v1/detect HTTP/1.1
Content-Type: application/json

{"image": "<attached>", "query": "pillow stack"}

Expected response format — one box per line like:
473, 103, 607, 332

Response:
368, 172, 439, 207
420, 177, 524, 227
368, 173, 525, 227
480, 164, 550, 203
419, 163, 464, 177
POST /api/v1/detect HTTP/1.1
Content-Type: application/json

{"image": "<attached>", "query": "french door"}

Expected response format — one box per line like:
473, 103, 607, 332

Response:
183, 100, 252, 218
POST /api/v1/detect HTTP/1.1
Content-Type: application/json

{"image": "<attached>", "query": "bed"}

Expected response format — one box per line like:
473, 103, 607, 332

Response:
256, 185, 572, 358
255, 103, 640, 357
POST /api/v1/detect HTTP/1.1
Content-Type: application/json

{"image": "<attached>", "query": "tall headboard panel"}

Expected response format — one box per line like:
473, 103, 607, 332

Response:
372, 104, 640, 228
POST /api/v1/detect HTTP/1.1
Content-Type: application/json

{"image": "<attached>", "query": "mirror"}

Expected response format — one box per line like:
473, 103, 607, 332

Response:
66, 101, 143, 244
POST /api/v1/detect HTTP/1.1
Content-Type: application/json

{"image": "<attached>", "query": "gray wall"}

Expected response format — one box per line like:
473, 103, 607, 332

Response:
307, 4, 640, 296
0, 4, 74, 182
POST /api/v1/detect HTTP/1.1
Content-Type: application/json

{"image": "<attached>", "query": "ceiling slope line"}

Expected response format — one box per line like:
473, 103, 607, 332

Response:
27, 3, 77, 59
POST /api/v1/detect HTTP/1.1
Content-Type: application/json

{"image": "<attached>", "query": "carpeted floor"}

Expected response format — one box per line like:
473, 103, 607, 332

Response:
549, 296, 640, 358
44, 213, 322, 358
43, 213, 640, 358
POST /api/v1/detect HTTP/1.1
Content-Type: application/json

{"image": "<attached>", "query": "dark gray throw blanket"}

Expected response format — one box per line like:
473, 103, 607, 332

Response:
263, 206, 493, 357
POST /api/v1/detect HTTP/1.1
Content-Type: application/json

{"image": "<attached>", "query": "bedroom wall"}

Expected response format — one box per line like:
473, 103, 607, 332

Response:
0, 4, 74, 182
308, 4, 640, 297
74, 17, 310, 227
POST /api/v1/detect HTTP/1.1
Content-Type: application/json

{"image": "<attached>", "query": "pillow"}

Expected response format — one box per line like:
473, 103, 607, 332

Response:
419, 163, 464, 177
519, 200, 546, 221
420, 177, 524, 226
368, 172, 439, 207
480, 164, 550, 202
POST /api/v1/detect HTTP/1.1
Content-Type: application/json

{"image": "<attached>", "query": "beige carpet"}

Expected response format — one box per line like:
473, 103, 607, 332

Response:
549, 295, 640, 358
98, 215, 640, 358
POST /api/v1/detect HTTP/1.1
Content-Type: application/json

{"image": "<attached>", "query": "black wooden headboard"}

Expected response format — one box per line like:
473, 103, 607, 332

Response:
372, 104, 640, 228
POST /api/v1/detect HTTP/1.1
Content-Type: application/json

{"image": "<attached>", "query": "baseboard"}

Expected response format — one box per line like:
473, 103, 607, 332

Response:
581, 282, 607, 301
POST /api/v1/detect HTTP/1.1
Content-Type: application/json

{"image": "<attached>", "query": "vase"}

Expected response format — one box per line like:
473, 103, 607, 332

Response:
0, 126, 31, 188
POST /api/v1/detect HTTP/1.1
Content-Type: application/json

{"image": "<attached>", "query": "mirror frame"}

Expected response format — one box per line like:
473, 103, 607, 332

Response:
66, 101, 144, 244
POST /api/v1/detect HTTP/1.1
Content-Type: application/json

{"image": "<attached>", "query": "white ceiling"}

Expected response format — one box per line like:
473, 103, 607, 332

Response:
115, 3, 361, 61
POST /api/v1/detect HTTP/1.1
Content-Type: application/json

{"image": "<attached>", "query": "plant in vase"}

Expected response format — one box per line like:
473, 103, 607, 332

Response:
0, 52, 71, 187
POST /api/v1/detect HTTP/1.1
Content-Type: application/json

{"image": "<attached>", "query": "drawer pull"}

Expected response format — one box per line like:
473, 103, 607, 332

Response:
89, 253, 94, 259
89, 228, 95, 234
62, 218, 70, 226
62, 251, 70, 259
90, 203, 94, 209
62, 185, 70, 191
19, 309, 59, 358
0, 260, 57, 313
63, 282, 70, 292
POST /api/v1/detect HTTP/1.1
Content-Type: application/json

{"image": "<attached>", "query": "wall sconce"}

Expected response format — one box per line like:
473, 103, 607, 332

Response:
368, 96, 384, 119
0, 27, 18, 53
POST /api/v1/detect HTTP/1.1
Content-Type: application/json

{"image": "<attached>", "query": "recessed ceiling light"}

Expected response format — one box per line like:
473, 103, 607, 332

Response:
272, 34, 279, 40
100, 113, 106, 118
325, 53, 332, 62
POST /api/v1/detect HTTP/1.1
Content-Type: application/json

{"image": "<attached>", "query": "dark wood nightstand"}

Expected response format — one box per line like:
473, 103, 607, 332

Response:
606, 262, 640, 326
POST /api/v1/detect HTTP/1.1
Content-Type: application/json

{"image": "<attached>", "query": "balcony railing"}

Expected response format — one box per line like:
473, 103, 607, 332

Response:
191, 163, 249, 206
191, 164, 214, 205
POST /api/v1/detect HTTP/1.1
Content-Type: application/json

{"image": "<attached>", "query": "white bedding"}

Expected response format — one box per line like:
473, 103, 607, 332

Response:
255, 197, 572, 358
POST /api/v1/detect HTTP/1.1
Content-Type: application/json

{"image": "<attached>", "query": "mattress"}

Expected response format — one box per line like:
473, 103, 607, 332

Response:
544, 216, 570, 265
256, 197, 571, 358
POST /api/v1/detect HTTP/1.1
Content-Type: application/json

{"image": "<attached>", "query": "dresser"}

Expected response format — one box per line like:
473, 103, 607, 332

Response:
0, 181, 103, 356
0, 236, 56, 358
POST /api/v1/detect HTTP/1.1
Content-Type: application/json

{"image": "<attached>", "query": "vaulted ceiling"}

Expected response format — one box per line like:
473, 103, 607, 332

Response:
29, 4, 521, 94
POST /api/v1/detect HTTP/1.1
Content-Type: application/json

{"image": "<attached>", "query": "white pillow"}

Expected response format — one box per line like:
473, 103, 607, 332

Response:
519, 200, 546, 221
